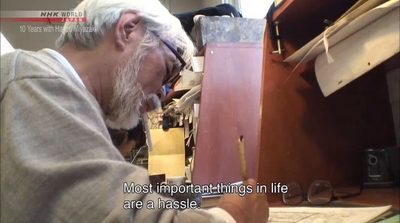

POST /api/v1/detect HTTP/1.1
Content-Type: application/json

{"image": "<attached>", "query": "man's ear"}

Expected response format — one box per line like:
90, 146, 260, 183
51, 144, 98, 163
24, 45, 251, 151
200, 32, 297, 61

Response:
114, 11, 142, 51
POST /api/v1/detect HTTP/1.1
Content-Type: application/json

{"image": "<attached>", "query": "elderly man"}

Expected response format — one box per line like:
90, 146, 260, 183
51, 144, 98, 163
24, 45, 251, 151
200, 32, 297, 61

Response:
0, 0, 268, 222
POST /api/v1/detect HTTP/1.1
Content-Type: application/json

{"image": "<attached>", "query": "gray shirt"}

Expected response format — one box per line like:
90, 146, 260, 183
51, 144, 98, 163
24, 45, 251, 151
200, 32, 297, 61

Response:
0, 50, 229, 223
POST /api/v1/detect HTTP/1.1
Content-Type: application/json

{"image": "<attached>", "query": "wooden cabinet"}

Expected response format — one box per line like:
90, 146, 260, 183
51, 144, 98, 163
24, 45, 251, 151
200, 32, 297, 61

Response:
192, 0, 399, 204
258, 0, 398, 201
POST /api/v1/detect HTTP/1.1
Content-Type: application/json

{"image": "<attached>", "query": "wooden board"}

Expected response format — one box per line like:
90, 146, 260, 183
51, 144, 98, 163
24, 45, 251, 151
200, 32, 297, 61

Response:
192, 42, 263, 185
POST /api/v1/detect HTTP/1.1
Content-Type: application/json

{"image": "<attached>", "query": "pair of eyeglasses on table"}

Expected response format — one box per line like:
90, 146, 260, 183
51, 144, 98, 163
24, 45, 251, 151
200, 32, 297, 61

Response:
282, 180, 362, 205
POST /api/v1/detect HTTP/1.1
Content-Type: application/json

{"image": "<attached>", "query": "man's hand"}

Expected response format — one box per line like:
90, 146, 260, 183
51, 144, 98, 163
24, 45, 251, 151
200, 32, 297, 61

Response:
218, 179, 269, 223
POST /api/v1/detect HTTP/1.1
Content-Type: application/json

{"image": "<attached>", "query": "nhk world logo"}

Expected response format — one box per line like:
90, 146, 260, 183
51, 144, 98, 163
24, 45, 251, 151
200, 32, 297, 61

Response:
0, 11, 87, 23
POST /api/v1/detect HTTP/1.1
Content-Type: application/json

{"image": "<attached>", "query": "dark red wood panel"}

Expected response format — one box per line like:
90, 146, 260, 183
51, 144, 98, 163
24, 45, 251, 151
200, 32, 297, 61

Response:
192, 42, 263, 185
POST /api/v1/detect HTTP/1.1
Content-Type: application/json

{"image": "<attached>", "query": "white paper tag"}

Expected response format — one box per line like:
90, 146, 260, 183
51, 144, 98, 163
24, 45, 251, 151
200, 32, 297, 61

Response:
142, 114, 152, 151
323, 29, 335, 64
192, 56, 204, 73
184, 119, 189, 139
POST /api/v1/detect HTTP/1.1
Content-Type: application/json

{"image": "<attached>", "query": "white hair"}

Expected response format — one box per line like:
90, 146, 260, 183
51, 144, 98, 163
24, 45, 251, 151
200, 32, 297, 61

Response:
56, 0, 195, 66
58, 0, 196, 130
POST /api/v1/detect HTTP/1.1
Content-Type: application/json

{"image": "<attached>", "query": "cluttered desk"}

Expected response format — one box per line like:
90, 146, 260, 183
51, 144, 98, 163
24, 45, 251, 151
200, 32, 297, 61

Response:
199, 136, 399, 222
201, 187, 399, 222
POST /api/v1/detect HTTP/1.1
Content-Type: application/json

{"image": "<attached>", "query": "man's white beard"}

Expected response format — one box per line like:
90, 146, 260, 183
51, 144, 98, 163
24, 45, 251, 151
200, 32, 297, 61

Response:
104, 50, 162, 130
105, 54, 145, 130
104, 32, 163, 130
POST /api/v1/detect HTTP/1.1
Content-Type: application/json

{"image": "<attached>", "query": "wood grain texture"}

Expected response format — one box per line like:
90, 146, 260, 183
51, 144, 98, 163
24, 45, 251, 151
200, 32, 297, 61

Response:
192, 42, 263, 185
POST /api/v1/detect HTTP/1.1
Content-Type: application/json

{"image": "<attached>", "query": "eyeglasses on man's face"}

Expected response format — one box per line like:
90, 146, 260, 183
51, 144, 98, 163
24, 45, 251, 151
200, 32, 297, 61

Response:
160, 39, 186, 87
282, 180, 362, 205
